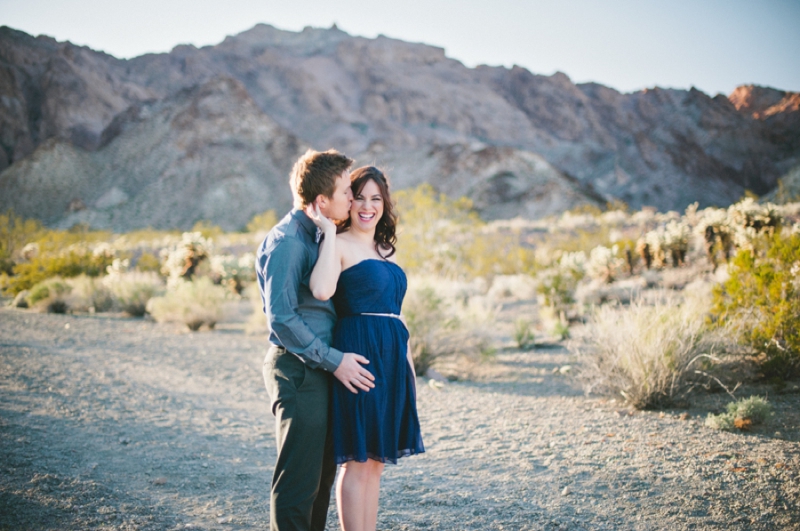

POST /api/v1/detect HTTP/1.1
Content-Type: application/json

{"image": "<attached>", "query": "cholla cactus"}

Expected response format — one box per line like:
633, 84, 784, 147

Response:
106, 258, 130, 276
727, 198, 783, 252
210, 252, 256, 295
556, 211, 598, 231
600, 210, 628, 226
559, 251, 587, 280
20, 242, 39, 260
91, 242, 116, 260
695, 208, 734, 270
631, 208, 657, 229
663, 220, 690, 267
635, 237, 652, 270
160, 232, 211, 282
727, 198, 782, 234
643, 229, 668, 268
586, 245, 623, 283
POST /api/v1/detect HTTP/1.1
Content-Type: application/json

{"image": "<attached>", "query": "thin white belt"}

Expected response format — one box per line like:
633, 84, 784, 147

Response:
356, 312, 402, 320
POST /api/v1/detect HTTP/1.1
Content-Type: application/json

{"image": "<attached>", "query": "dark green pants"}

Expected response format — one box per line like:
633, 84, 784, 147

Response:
263, 345, 336, 531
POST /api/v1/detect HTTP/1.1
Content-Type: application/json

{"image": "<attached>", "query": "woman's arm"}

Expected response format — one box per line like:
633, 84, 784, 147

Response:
307, 204, 342, 301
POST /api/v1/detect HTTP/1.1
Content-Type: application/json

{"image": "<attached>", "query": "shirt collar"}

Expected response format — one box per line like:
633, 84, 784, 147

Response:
292, 208, 318, 239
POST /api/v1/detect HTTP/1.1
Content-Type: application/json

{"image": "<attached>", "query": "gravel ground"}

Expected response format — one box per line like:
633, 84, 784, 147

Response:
1, 307, 798, 530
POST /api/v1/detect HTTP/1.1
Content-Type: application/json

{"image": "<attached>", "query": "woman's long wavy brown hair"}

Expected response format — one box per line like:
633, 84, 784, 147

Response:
339, 166, 397, 258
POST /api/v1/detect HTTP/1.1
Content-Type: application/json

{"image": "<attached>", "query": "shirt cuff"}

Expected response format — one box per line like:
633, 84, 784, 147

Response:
320, 347, 344, 373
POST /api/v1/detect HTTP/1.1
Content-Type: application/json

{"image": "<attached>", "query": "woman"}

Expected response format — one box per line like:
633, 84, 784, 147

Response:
307, 166, 424, 531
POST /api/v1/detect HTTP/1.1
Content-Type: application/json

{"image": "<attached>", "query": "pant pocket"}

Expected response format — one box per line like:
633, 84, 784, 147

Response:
274, 350, 306, 391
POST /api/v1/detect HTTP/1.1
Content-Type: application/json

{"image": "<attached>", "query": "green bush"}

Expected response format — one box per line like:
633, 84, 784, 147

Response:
712, 231, 800, 379
9, 249, 115, 295
246, 210, 278, 233
135, 252, 162, 273
0, 209, 43, 275
26, 277, 72, 313
146, 277, 226, 330
705, 396, 773, 431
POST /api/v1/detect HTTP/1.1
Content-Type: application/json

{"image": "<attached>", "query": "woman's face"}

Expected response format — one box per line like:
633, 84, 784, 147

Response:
350, 178, 384, 232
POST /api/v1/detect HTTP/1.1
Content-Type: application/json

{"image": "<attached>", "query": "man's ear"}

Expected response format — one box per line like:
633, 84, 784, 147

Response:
315, 194, 328, 209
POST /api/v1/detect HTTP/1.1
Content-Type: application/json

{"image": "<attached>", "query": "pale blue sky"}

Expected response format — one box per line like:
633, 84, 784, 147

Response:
2, 0, 798, 95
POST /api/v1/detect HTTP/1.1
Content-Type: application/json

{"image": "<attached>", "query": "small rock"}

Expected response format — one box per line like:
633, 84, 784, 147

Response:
217, 516, 230, 524
64, 323, 70, 330
119, 437, 130, 445
558, 365, 571, 375
679, 412, 690, 421
427, 379, 445, 390
561, 486, 571, 496
152, 477, 167, 485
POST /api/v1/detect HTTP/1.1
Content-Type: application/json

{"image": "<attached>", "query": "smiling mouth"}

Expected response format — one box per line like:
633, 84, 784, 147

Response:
358, 212, 376, 222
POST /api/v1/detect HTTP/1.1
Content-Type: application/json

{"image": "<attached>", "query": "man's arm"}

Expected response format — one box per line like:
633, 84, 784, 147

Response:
259, 237, 343, 372
258, 237, 375, 393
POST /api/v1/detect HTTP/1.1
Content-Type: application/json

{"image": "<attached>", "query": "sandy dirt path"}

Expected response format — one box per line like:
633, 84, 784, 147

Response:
1, 308, 799, 530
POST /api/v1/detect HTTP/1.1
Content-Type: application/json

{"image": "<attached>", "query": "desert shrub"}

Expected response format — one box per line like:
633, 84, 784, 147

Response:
190, 220, 224, 240
535, 251, 586, 309
705, 396, 773, 431
462, 232, 538, 278
244, 282, 269, 335
712, 230, 800, 379
103, 267, 165, 317
536, 269, 577, 308
513, 318, 535, 349
246, 210, 278, 233
66, 275, 114, 312
134, 251, 162, 273
394, 185, 539, 279
26, 277, 72, 313
0, 209, 43, 275
572, 291, 720, 409
395, 184, 483, 278
146, 277, 226, 330
403, 277, 495, 374
487, 274, 537, 301
5, 233, 116, 295
404, 286, 459, 374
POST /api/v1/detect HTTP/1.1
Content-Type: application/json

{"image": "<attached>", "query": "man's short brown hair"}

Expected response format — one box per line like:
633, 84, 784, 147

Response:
290, 149, 354, 209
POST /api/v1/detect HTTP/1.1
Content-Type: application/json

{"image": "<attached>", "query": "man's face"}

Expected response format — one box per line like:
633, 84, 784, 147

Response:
318, 170, 352, 221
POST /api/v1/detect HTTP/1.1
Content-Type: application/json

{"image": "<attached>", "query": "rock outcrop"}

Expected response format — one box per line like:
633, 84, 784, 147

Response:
1, 24, 798, 230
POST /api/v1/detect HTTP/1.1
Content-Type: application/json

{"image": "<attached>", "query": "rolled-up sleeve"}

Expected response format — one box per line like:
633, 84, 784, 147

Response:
259, 237, 343, 372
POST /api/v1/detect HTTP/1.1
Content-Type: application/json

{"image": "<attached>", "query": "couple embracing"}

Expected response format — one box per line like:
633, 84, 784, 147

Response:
256, 149, 425, 531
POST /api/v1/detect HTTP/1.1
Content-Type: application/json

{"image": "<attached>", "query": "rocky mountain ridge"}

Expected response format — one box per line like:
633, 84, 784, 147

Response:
1, 24, 798, 230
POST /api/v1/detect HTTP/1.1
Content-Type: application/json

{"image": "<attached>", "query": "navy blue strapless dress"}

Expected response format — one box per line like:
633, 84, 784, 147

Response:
331, 259, 425, 464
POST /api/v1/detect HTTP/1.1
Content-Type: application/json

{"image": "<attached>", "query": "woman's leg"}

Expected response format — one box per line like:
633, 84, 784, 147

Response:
362, 460, 384, 531
336, 460, 385, 531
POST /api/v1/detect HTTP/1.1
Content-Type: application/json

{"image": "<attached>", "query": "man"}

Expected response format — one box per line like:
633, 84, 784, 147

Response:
256, 149, 375, 531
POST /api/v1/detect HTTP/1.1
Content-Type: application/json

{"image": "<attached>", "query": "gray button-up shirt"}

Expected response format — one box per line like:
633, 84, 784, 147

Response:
255, 209, 344, 372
